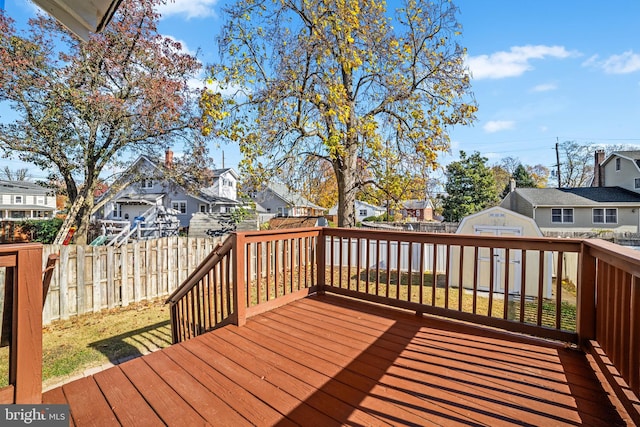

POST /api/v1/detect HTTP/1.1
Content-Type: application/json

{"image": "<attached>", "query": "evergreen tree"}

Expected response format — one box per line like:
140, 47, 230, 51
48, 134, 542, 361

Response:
501, 163, 536, 197
442, 151, 498, 222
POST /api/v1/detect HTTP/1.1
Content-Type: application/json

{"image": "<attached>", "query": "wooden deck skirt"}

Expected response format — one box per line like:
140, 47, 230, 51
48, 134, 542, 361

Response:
43, 294, 627, 426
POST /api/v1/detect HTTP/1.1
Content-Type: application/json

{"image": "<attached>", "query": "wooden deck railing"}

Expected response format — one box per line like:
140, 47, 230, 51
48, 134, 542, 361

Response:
321, 228, 583, 343
167, 227, 640, 422
0, 243, 43, 404
581, 239, 640, 425
166, 228, 320, 342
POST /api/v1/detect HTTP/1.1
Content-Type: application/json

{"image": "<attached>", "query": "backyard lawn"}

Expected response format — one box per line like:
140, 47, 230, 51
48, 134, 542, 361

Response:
1, 300, 171, 390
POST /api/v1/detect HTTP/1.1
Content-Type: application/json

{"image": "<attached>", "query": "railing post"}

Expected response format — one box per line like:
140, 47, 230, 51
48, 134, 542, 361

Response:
13, 244, 43, 403
233, 233, 246, 327
317, 228, 326, 294
577, 242, 597, 347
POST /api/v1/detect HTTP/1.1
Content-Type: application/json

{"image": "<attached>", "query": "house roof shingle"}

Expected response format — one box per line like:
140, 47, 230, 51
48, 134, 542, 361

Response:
514, 187, 640, 207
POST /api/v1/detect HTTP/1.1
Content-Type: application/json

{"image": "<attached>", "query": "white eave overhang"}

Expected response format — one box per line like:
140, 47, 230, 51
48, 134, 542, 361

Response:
32, 0, 124, 41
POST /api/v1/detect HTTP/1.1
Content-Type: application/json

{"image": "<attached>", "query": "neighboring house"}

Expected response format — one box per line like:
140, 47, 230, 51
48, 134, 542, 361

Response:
96, 151, 241, 229
329, 200, 385, 223
0, 180, 56, 220
501, 186, 640, 233
592, 150, 640, 193
401, 199, 434, 222
250, 182, 325, 217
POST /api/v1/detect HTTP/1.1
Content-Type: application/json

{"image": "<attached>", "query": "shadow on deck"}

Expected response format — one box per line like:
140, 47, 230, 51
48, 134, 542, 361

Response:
43, 294, 626, 426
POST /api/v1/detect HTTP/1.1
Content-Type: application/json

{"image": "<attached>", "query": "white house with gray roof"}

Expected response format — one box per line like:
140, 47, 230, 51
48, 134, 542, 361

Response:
501, 187, 640, 233
251, 182, 325, 217
329, 200, 385, 223
0, 180, 56, 221
96, 152, 241, 229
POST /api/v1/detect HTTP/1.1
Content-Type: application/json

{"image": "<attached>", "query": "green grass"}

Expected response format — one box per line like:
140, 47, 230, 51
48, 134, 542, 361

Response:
0, 300, 171, 390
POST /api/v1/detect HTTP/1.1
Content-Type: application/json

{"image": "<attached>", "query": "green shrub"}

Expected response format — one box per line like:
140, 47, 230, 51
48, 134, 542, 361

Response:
18, 218, 64, 244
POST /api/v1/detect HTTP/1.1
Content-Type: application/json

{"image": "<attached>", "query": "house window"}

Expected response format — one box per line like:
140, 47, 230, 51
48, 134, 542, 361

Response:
616, 158, 621, 171
635, 178, 640, 189
172, 201, 187, 214
593, 208, 617, 224
551, 208, 573, 223
359, 209, 368, 216
141, 178, 153, 189
277, 207, 289, 216
199, 204, 207, 213
36, 196, 45, 205
14, 195, 23, 204
113, 203, 122, 218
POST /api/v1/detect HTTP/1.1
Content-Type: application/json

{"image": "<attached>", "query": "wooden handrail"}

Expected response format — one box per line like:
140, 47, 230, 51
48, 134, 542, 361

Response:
165, 237, 233, 304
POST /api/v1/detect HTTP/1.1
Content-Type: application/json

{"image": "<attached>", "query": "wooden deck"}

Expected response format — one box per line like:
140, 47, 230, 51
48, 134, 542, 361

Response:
43, 294, 626, 426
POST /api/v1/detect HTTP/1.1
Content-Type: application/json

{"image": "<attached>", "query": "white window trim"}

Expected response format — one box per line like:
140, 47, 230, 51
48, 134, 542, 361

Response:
592, 208, 618, 224
551, 208, 574, 224
14, 195, 23, 204
172, 200, 187, 214
141, 178, 153, 189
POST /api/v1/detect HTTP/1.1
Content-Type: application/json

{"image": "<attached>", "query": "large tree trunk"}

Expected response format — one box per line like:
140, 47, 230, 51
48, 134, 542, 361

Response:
335, 147, 358, 228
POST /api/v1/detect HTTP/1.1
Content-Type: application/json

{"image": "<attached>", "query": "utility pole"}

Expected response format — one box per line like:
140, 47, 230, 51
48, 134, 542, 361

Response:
555, 138, 561, 188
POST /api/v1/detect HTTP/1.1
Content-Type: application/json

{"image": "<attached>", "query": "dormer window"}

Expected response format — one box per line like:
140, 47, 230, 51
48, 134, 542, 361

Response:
141, 178, 153, 189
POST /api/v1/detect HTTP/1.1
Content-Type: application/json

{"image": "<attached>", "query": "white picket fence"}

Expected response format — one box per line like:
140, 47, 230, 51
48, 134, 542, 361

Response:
42, 236, 222, 324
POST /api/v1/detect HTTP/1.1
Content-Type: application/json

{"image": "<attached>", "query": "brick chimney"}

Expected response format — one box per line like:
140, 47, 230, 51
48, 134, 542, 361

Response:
592, 149, 605, 187
165, 149, 173, 169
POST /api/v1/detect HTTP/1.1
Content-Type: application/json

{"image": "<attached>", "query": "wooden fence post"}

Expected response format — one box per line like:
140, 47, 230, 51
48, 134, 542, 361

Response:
233, 233, 246, 327
577, 242, 597, 347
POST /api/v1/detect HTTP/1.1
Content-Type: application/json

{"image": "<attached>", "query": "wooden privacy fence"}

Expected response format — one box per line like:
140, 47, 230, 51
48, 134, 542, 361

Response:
41, 236, 222, 324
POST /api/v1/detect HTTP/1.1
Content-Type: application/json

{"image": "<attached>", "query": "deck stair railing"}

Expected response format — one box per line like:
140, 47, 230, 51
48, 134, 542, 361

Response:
167, 228, 321, 342
167, 227, 640, 423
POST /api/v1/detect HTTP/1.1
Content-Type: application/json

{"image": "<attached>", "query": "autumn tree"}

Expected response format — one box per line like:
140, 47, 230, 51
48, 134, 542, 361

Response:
202, 0, 477, 227
295, 156, 339, 208
441, 151, 498, 222
0, 1, 203, 244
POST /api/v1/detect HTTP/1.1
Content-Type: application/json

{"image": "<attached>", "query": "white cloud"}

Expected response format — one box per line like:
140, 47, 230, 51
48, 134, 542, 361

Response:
531, 83, 557, 92
164, 36, 196, 56
583, 51, 640, 74
467, 45, 577, 80
483, 120, 515, 133
156, 0, 219, 19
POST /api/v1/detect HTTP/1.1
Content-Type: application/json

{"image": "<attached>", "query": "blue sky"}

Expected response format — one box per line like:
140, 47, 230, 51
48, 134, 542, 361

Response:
2, 0, 640, 180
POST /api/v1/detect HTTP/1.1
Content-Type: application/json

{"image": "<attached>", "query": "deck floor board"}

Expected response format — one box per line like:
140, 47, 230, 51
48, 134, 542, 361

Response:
43, 294, 626, 426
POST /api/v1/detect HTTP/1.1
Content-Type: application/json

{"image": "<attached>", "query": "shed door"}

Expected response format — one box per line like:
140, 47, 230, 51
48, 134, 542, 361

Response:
474, 226, 522, 293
